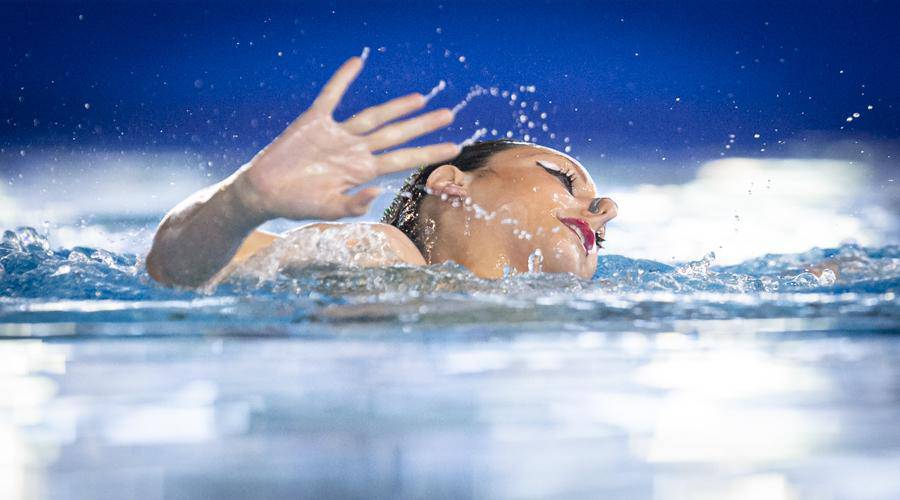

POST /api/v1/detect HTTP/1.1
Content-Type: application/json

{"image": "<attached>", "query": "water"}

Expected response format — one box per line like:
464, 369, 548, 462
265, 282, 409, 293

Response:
2, 224, 899, 499
1, 143, 898, 500
2, 53, 898, 498
4, 1, 900, 496
3, 227, 897, 326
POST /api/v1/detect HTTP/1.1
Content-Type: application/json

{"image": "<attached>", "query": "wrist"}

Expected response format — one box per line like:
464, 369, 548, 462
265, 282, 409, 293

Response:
227, 165, 273, 227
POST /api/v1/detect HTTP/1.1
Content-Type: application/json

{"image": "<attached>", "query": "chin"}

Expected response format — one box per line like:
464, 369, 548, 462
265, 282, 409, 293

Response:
576, 261, 597, 279
538, 242, 595, 278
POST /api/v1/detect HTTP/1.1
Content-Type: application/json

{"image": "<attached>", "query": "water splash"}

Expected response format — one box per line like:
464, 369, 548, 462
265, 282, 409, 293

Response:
527, 248, 544, 273
423, 80, 446, 103
450, 85, 488, 115
447, 82, 563, 150
460, 127, 488, 147
1, 227, 898, 329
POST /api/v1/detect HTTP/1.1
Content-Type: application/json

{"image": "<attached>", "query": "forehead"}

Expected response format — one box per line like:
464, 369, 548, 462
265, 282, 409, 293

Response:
484, 146, 595, 184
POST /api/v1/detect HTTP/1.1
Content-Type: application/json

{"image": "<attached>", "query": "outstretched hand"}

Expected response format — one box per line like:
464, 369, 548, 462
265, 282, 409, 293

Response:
233, 56, 459, 221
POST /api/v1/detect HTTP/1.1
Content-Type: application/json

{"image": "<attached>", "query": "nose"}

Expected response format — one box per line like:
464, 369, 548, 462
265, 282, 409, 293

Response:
586, 197, 617, 223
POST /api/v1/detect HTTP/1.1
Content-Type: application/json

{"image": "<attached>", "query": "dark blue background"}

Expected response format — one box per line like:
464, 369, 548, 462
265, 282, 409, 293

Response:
3, 0, 899, 178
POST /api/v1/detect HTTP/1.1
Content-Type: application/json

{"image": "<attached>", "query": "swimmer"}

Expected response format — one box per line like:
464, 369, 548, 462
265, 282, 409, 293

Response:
146, 56, 617, 287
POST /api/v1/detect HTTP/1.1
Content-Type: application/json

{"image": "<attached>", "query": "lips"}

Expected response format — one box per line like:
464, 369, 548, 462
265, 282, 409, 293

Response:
558, 217, 596, 255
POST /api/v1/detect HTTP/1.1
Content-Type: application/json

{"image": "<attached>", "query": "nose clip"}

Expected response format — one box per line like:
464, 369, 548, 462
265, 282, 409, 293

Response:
588, 197, 604, 214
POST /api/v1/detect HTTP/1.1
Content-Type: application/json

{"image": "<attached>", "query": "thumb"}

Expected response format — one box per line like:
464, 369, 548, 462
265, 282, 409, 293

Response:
344, 187, 382, 216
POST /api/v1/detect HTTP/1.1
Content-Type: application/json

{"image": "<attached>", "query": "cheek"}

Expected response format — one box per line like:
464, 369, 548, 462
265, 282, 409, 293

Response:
478, 188, 564, 227
463, 179, 585, 263
469, 186, 565, 235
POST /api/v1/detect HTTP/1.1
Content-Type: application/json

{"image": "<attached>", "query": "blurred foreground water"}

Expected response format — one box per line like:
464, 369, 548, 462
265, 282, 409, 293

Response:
1, 224, 899, 499
1, 147, 899, 499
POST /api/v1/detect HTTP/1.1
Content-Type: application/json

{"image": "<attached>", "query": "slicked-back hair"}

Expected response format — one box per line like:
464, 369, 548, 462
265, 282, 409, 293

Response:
381, 139, 525, 252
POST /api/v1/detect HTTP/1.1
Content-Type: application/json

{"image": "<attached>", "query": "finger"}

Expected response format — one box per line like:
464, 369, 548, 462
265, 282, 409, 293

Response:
343, 187, 382, 217
311, 57, 364, 114
365, 108, 455, 152
342, 92, 427, 135
376, 142, 461, 175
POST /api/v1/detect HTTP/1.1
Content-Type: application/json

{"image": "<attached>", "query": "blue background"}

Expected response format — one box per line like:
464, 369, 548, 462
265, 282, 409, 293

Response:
3, 0, 899, 179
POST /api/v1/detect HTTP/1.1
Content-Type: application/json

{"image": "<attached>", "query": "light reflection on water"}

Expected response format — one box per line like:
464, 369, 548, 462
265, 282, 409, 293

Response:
0, 150, 898, 497
2, 321, 900, 500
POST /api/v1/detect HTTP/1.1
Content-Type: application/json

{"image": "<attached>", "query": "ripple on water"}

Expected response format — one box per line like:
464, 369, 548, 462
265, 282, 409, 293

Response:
0, 227, 898, 332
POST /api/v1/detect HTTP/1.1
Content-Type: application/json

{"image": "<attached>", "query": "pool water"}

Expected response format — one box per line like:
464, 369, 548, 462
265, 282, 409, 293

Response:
1, 225, 899, 499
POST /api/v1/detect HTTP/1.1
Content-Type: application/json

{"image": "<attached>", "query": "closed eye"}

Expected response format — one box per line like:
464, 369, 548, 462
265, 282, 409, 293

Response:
537, 160, 575, 194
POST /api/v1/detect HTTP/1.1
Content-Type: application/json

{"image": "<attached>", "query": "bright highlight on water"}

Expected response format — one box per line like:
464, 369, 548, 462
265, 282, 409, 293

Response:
2, 2, 899, 499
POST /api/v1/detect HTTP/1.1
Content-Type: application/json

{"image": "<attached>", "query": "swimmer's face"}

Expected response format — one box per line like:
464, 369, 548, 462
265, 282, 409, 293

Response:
419, 145, 617, 279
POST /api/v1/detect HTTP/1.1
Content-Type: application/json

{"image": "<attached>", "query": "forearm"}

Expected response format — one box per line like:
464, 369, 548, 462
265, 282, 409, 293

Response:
146, 56, 458, 287
146, 171, 270, 287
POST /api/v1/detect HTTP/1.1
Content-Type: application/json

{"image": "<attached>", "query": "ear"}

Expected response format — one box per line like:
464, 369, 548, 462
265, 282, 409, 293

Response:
425, 164, 472, 199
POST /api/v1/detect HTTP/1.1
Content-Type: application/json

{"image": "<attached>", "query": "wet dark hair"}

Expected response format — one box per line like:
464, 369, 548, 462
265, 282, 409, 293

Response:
382, 139, 526, 251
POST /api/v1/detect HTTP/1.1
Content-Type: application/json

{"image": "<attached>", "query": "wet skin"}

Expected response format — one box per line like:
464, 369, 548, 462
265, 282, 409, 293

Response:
146, 55, 615, 287
419, 145, 617, 279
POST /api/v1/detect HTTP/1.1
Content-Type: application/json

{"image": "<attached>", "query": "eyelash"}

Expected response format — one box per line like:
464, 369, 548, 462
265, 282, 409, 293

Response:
542, 166, 576, 194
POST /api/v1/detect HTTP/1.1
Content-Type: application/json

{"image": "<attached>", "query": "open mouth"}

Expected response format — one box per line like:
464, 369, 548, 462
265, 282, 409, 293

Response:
558, 217, 596, 255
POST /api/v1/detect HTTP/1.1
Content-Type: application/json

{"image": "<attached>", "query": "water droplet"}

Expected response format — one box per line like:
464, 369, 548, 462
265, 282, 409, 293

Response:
817, 268, 836, 286
527, 249, 544, 273
423, 80, 446, 103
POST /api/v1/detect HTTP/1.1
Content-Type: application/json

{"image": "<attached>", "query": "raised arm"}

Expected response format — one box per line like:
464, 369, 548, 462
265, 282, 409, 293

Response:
146, 56, 459, 287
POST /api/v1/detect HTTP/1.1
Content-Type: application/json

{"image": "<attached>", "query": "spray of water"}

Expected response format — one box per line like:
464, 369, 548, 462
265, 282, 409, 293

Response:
528, 248, 544, 273
460, 128, 488, 147
451, 85, 488, 115
423, 80, 446, 103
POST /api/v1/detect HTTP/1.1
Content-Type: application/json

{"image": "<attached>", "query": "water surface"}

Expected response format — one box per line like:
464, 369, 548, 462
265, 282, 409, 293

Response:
2, 226, 898, 499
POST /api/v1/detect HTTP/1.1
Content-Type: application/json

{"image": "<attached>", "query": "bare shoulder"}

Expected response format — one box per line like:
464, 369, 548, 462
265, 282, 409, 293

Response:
231, 230, 281, 264
356, 222, 425, 265
284, 222, 425, 266
210, 222, 424, 286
